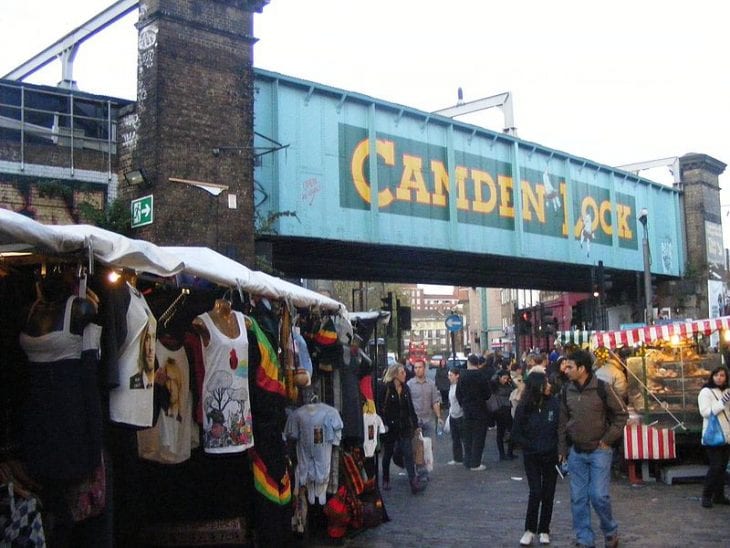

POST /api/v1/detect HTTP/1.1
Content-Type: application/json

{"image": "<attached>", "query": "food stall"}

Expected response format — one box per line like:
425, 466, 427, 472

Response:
594, 317, 730, 483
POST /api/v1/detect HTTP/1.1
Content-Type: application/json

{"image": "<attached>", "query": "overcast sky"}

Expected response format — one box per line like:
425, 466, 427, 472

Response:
2, 0, 729, 243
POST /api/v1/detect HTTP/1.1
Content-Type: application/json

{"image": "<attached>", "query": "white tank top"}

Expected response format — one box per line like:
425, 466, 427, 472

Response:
20, 296, 82, 362
197, 311, 254, 454
109, 283, 157, 427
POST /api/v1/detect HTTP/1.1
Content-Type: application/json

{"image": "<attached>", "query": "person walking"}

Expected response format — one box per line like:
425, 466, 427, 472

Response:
698, 365, 730, 508
378, 364, 424, 494
558, 349, 627, 548
492, 370, 515, 460
407, 359, 442, 481
446, 367, 465, 465
456, 354, 491, 470
512, 372, 560, 546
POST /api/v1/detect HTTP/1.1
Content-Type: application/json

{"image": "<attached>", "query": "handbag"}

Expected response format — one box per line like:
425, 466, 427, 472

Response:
421, 435, 434, 472
703, 390, 729, 447
486, 394, 500, 414
703, 413, 726, 447
412, 430, 425, 466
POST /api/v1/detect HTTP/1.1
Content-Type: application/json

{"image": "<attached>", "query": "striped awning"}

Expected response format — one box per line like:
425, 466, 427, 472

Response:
556, 330, 596, 347
595, 316, 730, 348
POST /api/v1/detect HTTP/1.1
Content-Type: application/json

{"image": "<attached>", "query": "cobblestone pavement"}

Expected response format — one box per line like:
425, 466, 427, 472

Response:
317, 431, 730, 548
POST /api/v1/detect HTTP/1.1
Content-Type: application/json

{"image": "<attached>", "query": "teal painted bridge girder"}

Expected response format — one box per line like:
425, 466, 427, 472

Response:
253, 68, 684, 280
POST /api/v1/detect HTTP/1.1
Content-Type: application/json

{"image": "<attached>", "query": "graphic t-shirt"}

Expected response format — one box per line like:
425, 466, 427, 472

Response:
362, 413, 386, 457
137, 340, 199, 463
109, 283, 157, 427
285, 403, 343, 504
197, 311, 254, 454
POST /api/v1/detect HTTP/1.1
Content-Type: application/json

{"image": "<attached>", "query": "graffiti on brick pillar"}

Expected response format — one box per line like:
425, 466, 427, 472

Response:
0, 180, 105, 224
136, 22, 157, 120
120, 113, 140, 149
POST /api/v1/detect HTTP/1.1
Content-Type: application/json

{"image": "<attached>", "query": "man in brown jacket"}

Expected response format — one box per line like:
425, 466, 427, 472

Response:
558, 349, 627, 548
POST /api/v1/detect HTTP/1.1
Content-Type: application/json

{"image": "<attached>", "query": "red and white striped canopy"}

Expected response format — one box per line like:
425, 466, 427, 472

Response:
595, 316, 730, 348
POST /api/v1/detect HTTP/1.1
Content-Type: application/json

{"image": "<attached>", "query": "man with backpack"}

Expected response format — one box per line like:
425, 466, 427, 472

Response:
558, 349, 627, 548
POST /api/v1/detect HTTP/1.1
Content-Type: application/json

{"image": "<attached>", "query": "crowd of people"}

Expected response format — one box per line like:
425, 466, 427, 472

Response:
377, 346, 630, 547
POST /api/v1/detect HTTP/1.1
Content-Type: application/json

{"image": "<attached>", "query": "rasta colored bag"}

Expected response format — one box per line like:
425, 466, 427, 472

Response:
314, 317, 338, 346
703, 413, 726, 447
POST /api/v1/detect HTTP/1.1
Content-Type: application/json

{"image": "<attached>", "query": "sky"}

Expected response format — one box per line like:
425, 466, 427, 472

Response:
2, 0, 729, 242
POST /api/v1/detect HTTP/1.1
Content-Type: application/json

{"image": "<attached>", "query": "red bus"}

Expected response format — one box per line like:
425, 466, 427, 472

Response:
407, 340, 427, 365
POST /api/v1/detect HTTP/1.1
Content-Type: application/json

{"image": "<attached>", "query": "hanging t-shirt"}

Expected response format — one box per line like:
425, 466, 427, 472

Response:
109, 283, 157, 427
197, 311, 254, 454
137, 340, 199, 463
284, 403, 343, 504
362, 413, 386, 458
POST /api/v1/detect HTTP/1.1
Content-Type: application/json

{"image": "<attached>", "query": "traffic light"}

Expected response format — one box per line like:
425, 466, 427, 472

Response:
542, 308, 555, 334
519, 310, 532, 334
381, 292, 393, 312
398, 305, 411, 331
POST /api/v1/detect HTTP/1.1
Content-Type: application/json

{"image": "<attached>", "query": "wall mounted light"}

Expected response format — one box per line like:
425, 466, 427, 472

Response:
124, 168, 148, 187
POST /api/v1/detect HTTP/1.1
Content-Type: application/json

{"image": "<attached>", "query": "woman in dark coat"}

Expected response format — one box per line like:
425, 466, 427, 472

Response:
511, 372, 560, 546
378, 364, 424, 494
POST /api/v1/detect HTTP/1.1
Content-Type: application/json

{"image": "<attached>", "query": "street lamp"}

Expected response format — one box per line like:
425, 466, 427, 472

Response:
638, 208, 653, 325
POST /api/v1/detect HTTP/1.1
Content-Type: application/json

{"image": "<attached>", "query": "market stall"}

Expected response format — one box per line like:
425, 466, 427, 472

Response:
556, 330, 596, 349
593, 318, 730, 483
0, 209, 389, 546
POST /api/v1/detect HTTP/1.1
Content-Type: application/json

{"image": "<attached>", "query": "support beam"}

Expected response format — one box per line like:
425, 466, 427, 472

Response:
2, 0, 139, 82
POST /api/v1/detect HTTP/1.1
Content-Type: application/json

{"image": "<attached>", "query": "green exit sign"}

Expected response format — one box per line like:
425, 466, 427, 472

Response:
131, 195, 154, 228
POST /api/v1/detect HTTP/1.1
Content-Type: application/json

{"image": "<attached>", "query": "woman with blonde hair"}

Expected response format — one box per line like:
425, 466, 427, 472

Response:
378, 364, 423, 494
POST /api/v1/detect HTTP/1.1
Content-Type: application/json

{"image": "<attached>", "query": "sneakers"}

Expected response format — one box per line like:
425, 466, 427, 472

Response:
605, 534, 619, 548
470, 464, 487, 471
520, 531, 534, 545
447, 460, 459, 465
539, 533, 550, 544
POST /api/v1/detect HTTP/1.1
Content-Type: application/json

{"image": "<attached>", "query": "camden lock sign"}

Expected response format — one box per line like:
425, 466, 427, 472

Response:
338, 124, 639, 251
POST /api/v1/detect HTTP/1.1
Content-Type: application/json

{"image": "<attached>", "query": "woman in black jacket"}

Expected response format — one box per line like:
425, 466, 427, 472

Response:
511, 372, 560, 546
378, 364, 424, 494
492, 370, 516, 460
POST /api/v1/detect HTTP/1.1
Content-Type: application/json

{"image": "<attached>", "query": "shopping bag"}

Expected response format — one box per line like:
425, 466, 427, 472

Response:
486, 394, 500, 414
413, 430, 425, 466
443, 415, 451, 435
422, 435, 434, 472
702, 413, 726, 447
0, 482, 46, 546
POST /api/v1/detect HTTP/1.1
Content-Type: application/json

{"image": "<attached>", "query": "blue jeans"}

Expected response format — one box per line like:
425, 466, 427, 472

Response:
567, 447, 617, 546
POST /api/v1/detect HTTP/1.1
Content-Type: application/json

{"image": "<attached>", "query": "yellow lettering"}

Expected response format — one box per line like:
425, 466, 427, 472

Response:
455, 166, 469, 210
471, 169, 497, 213
522, 180, 545, 223
599, 201, 613, 236
430, 161, 449, 207
396, 154, 431, 204
498, 175, 514, 218
616, 204, 632, 239
350, 138, 396, 207
560, 182, 569, 236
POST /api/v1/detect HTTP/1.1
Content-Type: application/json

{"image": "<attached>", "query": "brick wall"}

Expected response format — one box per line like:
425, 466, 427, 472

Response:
120, 0, 257, 264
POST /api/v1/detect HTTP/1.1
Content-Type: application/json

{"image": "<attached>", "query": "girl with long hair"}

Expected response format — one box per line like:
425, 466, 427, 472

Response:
378, 364, 424, 494
511, 371, 560, 546
698, 365, 730, 508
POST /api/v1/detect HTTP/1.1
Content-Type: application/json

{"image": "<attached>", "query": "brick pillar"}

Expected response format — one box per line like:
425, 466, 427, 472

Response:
678, 153, 727, 317
120, 0, 268, 264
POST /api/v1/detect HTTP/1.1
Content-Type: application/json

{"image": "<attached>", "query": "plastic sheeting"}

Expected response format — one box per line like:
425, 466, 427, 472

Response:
0, 209, 346, 312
